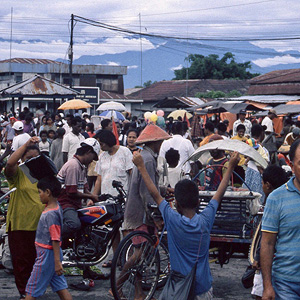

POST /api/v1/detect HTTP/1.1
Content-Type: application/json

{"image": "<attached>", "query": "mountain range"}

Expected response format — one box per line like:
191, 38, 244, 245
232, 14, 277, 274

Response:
73, 38, 300, 89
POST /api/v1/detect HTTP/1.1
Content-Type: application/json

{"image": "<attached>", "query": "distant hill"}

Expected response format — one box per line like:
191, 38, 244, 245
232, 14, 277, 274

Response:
73, 38, 300, 89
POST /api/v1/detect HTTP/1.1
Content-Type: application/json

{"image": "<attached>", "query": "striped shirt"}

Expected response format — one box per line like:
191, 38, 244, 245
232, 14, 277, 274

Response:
261, 177, 300, 282
35, 205, 63, 249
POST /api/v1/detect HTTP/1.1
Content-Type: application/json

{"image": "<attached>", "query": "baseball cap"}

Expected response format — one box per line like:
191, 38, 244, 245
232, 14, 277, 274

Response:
292, 127, 300, 136
269, 109, 277, 117
81, 138, 100, 160
12, 121, 24, 131
239, 109, 247, 114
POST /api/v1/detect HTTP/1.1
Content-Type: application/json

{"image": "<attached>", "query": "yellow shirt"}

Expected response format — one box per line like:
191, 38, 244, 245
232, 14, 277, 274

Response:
6, 167, 44, 231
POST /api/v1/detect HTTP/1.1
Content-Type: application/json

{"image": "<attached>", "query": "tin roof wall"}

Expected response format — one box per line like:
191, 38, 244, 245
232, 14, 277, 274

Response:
0, 74, 79, 97
128, 79, 250, 102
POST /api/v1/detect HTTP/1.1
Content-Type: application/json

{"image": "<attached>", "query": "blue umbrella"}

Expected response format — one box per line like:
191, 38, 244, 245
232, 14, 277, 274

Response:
99, 110, 125, 121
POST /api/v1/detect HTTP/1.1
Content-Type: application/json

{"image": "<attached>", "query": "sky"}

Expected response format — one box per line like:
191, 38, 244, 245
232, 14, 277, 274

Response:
1, 0, 300, 69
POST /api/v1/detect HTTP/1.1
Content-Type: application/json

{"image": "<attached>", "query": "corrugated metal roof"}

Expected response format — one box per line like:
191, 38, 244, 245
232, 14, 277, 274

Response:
0, 58, 62, 65
99, 90, 142, 103
224, 95, 300, 103
173, 97, 206, 106
0, 74, 79, 97
128, 79, 250, 102
250, 68, 300, 84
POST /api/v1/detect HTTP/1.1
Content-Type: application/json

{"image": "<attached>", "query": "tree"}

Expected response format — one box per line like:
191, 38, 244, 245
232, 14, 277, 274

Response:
173, 52, 260, 80
195, 89, 242, 99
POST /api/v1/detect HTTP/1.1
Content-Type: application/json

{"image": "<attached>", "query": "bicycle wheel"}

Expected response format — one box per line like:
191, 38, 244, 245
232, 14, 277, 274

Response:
111, 231, 160, 300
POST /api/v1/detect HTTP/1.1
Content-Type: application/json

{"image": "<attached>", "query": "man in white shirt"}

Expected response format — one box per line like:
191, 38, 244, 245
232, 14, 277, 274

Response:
62, 117, 85, 163
159, 121, 195, 175
62, 114, 73, 135
261, 109, 277, 134
233, 109, 252, 137
11, 121, 31, 152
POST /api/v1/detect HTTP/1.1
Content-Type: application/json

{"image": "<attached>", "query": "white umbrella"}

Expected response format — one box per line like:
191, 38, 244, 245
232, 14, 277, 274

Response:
96, 101, 126, 112
186, 139, 268, 169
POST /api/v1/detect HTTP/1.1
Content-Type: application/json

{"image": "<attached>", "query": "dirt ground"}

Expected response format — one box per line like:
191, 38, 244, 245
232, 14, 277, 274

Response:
1, 255, 254, 300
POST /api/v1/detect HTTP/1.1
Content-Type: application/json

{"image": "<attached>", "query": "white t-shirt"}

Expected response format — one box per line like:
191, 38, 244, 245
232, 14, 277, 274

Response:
39, 141, 50, 153
261, 116, 273, 133
167, 167, 184, 188
62, 132, 85, 161
159, 134, 195, 174
94, 146, 133, 196
62, 124, 72, 135
11, 133, 31, 151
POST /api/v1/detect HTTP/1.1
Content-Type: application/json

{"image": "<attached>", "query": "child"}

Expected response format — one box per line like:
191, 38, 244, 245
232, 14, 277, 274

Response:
25, 176, 72, 300
165, 148, 184, 188
132, 151, 240, 299
39, 130, 50, 156
251, 165, 288, 300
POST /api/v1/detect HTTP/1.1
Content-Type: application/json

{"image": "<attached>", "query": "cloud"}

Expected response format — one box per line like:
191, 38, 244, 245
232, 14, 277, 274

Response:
106, 61, 120, 66
128, 65, 138, 69
170, 64, 183, 71
252, 55, 300, 67
251, 41, 300, 53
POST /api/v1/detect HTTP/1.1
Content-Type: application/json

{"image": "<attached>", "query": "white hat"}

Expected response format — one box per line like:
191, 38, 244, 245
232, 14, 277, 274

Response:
81, 138, 100, 160
12, 121, 24, 131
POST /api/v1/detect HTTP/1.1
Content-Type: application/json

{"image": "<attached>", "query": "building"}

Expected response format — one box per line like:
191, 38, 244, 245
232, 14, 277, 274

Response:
127, 79, 250, 114
0, 58, 127, 94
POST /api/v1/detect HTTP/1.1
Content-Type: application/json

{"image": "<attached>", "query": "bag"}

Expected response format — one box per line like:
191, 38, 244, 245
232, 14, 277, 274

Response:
158, 263, 197, 300
241, 265, 255, 289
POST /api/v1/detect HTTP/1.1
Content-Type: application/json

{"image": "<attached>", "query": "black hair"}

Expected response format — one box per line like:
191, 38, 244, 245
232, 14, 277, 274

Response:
217, 122, 227, 133
263, 165, 288, 189
25, 115, 32, 122
174, 179, 199, 209
165, 148, 180, 166
126, 128, 139, 137
86, 122, 94, 133
205, 121, 214, 133
71, 116, 82, 126
46, 117, 53, 123
172, 121, 183, 135
56, 127, 65, 138
48, 129, 56, 136
290, 138, 300, 162
295, 121, 300, 128
21, 145, 40, 158
101, 119, 112, 129
177, 116, 183, 121
95, 129, 116, 147
236, 124, 246, 132
39, 130, 48, 137
251, 124, 263, 139
75, 145, 93, 156
37, 176, 61, 198
66, 114, 74, 119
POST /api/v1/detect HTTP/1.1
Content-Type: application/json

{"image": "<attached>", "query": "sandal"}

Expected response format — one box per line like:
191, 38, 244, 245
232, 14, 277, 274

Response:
102, 260, 112, 268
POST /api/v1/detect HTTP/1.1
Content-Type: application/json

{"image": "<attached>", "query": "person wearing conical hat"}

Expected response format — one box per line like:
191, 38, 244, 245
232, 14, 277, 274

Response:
122, 124, 170, 299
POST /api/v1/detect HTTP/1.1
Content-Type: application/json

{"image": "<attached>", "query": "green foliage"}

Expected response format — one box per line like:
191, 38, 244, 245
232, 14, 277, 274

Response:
195, 89, 242, 99
174, 52, 259, 80
143, 80, 157, 88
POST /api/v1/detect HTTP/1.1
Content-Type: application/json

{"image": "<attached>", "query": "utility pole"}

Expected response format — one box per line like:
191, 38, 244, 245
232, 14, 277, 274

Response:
69, 14, 74, 88
9, 7, 13, 80
139, 13, 143, 88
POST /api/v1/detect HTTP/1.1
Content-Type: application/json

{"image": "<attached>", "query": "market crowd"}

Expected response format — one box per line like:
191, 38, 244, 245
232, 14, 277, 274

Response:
0, 104, 299, 300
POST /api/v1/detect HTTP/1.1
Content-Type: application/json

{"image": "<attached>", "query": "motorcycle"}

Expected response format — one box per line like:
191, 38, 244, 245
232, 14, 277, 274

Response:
62, 180, 126, 268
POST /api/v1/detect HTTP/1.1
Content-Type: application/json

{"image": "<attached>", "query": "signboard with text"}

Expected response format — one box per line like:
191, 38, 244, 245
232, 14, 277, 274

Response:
73, 86, 99, 105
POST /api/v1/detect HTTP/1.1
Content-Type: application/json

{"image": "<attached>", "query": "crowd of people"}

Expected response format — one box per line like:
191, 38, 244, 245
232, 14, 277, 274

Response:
0, 104, 299, 300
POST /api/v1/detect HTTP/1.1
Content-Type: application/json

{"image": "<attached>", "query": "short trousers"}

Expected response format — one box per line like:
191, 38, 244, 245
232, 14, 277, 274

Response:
26, 246, 68, 297
251, 271, 263, 297
132, 224, 157, 246
195, 287, 213, 300
272, 277, 300, 300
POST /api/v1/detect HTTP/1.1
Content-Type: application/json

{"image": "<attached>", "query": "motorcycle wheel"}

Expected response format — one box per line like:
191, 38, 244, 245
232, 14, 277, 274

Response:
110, 231, 160, 300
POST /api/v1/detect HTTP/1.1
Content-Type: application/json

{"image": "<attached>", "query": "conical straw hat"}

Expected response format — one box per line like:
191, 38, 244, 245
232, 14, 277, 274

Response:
136, 124, 171, 145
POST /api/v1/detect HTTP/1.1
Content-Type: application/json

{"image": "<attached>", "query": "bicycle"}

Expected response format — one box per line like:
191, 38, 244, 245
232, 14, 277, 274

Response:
110, 204, 169, 300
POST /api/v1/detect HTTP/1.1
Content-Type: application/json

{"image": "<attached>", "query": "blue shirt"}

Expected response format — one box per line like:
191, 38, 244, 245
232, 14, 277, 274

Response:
159, 199, 218, 295
262, 177, 300, 282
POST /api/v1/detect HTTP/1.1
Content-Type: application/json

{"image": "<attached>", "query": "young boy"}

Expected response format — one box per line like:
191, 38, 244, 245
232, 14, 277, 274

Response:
39, 130, 50, 157
25, 176, 72, 300
251, 165, 288, 300
165, 148, 184, 188
132, 151, 240, 299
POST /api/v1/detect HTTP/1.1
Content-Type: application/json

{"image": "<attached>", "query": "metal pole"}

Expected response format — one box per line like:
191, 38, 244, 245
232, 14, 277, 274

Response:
69, 14, 74, 88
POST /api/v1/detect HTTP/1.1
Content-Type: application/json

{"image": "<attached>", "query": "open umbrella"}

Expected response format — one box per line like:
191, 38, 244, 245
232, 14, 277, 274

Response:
96, 101, 126, 112
167, 109, 193, 120
99, 110, 125, 121
58, 99, 91, 110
